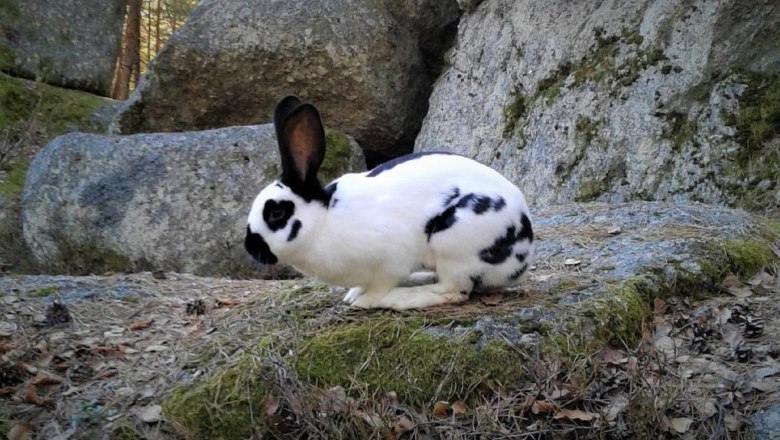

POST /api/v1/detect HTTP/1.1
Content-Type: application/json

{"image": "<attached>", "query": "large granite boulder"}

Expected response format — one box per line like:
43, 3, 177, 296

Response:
0, 0, 125, 96
112, 0, 461, 166
416, 0, 780, 213
20, 125, 365, 276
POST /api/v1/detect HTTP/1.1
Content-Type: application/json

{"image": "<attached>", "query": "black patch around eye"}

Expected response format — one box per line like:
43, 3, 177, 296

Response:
518, 213, 533, 242
516, 252, 526, 263
287, 220, 302, 241
245, 225, 278, 265
263, 200, 295, 231
425, 206, 457, 241
366, 152, 457, 177
479, 225, 517, 265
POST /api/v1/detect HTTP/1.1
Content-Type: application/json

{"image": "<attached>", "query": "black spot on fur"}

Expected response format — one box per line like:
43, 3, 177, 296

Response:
245, 225, 278, 265
287, 220, 302, 241
425, 206, 457, 241
479, 225, 518, 265
325, 182, 339, 208
366, 152, 456, 177
516, 252, 526, 263
274, 182, 284, 189
263, 200, 295, 231
444, 187, 461, 206
455, 193, 506, 215
508, 264, 528, 280
470, 275, 483, 290
518, 213, 533, 242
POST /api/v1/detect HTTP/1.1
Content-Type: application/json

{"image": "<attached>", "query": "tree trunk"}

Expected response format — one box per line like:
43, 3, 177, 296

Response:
111, 0, 142, 100
155, 0, 162, 53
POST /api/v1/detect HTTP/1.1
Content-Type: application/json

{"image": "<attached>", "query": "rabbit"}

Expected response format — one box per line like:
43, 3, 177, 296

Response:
245, 96, 535, 310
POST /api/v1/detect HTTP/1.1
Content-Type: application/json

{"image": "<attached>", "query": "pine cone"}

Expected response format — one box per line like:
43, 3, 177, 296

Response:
185, 299, 207, 316
743, 315, 764, 338
44, 302, 71, 326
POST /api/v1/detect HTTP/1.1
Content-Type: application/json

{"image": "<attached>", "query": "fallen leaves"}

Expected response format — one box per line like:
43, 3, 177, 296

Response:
215, 296, 239, 307
552, 408, 599, 422
6, 423, 33, 440
128, 319, 153, 331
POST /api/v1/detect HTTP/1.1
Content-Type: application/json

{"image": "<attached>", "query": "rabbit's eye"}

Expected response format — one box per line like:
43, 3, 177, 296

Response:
263, 199, 295, 231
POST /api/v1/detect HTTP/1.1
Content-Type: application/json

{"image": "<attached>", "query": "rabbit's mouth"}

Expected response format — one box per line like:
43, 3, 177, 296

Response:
245, 225, 278, 265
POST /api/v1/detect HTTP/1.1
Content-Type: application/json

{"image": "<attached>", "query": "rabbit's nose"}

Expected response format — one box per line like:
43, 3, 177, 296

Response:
245, 225, 278, 265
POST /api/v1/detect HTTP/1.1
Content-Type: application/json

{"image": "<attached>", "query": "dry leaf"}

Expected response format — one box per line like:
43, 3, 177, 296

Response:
432, 401, 449, 418
480, 293, 504, 306
215, 297, 239, 307
128, 319, 153, 331
564, 258, 581, 266
262, 395, 279, 416
394, 416, 415, 434
93, 368, 118, 380
0, 321, 18, 337
531, 400, 556, 414
598, 346, 628, 365
607, 226, 622, 235
6, 423, 33, 440
553, 408, 598, 422
604, 393, 629, 422
30, 372, 63, 386
549, 387, 571, 400
670, 417, 693, 433
144, 344, 167, 352
653, 297, 665, 318
0, 386, 16, 396
22, 384, 51, 407
385, 391, 398, 406
451, 400, 468, 415
0, 339, 17, 354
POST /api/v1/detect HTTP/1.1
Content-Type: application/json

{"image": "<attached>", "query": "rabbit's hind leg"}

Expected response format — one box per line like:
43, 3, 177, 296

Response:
351, 283, 467, 310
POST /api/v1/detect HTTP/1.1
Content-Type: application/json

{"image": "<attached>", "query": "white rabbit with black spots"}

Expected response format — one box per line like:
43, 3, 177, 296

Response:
245, 96, 535, 310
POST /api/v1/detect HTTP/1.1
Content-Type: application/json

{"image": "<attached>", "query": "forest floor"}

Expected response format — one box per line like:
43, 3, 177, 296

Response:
1, 262, 778, 439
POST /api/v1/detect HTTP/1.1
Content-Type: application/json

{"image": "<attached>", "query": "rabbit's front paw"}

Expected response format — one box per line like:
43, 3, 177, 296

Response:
343, 287, 365, 304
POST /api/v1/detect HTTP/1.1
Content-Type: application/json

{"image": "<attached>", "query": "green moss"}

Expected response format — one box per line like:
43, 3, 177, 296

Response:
295, 319, 527, 406
262, 164, 279, 181
33, 285, 57, 297
502, 87, 527, 138
725, 72, 780, 160
662, 112, 698, 151
721, 238, 774, 279
536, 62, 572, 103
699, 238, 775, 282
0, 158, 27, 197
111, 420, 140, 440
0, 72, 103, 136
0, 43, 14, 71
48, 242, 148, 275
320, 128, 353, 182
164, 354, 274, 440
576, 178, 609, 202
721, 71, 780, 211
574, 116, 600, 147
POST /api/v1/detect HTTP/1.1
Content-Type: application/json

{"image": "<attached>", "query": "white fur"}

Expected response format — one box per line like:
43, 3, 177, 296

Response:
247, 153, 535, 310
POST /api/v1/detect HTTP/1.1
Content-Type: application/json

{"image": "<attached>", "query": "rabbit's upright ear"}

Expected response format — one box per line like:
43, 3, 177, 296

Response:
274, 98, 326, 192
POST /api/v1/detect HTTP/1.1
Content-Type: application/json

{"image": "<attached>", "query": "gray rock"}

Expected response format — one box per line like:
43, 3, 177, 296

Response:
112, 0, 461, 166
753, 404, 780, 440
21, 125, 365, 276
0, 0, 125, 96
416, 0, 780, 212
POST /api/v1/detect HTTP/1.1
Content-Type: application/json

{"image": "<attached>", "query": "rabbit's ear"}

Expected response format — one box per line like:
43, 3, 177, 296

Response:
276, 101, 326, 191
274, 95, 303, 132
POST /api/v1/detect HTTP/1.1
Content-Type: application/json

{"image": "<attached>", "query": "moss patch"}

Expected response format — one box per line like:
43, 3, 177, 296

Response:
164, 351, 274, 440
320, 128, 353, 182
45, 241, 150, 275
662, 112, 698, 151
725, 72, 780, 160
722, 71, 780, 211
502, 87, 527, 138
0, 158, 27, 197
576, 178, 609, 202
0, 72, 103, 136
295, 319, 526, 406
